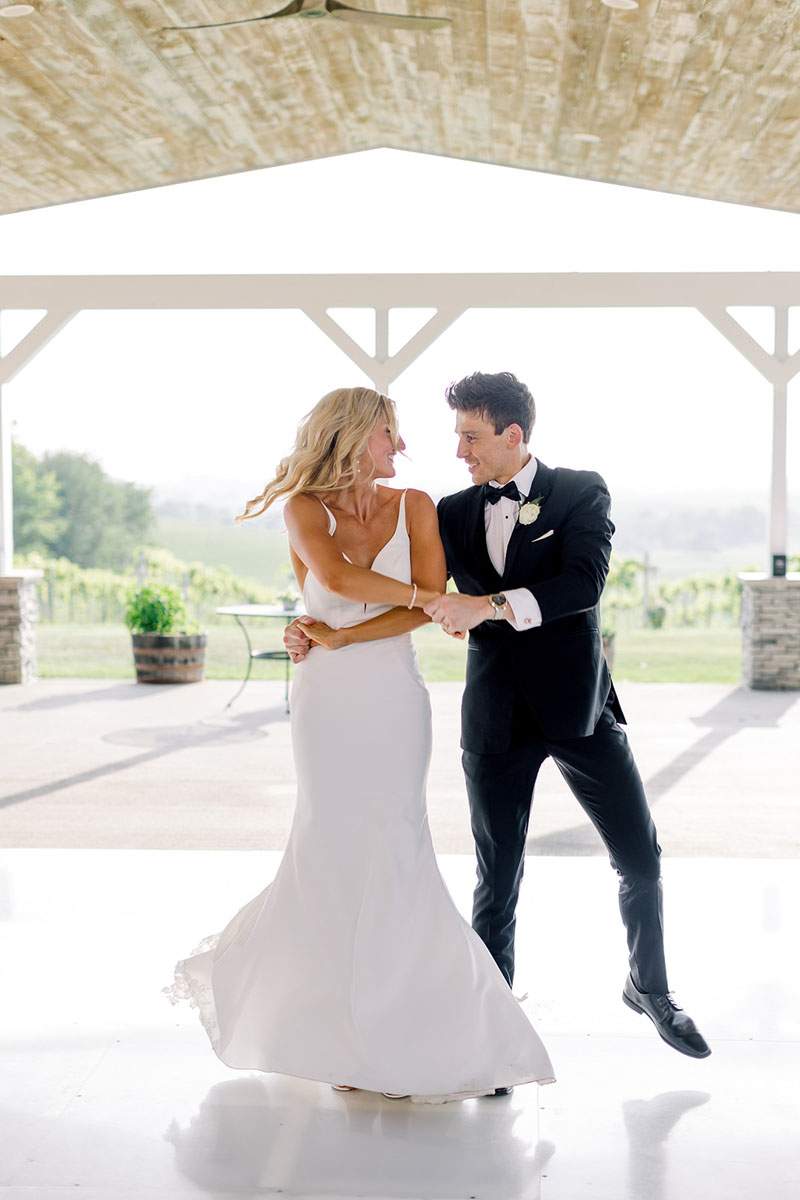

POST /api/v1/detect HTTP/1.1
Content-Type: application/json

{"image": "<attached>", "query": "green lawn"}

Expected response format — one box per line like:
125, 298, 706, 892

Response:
155, 518, 289, 588
34, 623, 741, 683
611, 627, 741, 683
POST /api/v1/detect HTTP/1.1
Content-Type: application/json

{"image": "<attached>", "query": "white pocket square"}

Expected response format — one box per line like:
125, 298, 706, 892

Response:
531, 529, 555, 543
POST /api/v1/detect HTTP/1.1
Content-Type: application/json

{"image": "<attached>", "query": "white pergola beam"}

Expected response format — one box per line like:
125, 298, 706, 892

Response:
4, 273, 800, 309
1, 273, 798, 579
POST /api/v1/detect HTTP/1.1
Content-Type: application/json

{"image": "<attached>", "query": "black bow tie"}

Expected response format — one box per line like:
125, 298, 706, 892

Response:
484, 481, 521, 506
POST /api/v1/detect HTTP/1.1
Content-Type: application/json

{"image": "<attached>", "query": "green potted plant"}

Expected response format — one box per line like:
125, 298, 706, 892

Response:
277, 587, 301, 612
124, 584, 207, 683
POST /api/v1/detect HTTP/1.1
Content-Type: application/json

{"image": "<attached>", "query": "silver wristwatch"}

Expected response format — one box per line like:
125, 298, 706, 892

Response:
488, 593, 507, 619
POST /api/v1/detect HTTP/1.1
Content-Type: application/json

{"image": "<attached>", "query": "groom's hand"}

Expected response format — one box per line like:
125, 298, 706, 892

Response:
424, 593, 492, 635
284, 616, 314, 662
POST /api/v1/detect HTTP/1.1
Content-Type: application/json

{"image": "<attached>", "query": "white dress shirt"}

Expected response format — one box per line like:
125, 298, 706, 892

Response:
484, 455, 543, 630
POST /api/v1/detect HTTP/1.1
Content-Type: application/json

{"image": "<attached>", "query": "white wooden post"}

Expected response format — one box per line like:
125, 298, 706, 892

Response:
697, 302, 800, 574
0, 305, 78, 577
0, 314, 13, 576
770, 308, 789, 567
374, 308, 390, 393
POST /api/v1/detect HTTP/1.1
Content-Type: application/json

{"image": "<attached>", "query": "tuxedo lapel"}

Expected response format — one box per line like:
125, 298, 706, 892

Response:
466, 486, 502, 588
502, 460, 556, 584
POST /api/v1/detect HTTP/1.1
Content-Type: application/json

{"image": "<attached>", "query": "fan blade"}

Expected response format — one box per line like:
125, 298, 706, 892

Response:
326, 0, 451, 29
162, 0, 304, 32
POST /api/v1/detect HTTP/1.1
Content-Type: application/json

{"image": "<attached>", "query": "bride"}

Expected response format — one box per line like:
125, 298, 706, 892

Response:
166, 386, 554, 1101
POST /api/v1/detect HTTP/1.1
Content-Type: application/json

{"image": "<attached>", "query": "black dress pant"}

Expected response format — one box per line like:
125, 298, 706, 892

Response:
462, 699, 668, 994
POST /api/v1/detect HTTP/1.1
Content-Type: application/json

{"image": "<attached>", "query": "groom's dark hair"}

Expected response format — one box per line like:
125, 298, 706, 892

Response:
445, 372, 535, 442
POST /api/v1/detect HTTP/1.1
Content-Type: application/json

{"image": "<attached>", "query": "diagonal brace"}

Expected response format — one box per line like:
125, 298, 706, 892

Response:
697, 305, 800, 384
385, 306, 465, 383
0, 309, 78, 385
303, 305, 465, 393
302, 307, 379, 383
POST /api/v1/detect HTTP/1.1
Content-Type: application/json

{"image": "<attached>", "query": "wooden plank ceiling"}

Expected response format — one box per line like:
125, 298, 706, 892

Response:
1, 0, 800, 217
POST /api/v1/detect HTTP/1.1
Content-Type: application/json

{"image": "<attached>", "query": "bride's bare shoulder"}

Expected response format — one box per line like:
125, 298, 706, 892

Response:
284, 493, 328, 526
403, 488, 437, 514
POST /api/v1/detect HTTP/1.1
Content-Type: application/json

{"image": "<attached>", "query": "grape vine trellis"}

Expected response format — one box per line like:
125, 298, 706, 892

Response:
17, 549, 797, 631
17, 546, 274, 625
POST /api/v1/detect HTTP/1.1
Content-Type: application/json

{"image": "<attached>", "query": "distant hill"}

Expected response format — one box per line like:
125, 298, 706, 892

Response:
154, 492, 798, 587
610, 496, 798, 577
154, 515, 291, 588
155, 498, 286, 530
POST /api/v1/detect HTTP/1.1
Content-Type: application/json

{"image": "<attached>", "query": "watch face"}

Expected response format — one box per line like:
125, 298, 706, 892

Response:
491, 594, 507, 607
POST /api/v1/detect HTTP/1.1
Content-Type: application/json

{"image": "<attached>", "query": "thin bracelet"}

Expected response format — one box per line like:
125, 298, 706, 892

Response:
407, 583, 418, 609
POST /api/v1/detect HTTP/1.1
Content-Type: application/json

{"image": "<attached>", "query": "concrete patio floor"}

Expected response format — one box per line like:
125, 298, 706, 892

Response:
1, 677, 798, 1199
1, 848, 797, 1200
1, 678, 798, 857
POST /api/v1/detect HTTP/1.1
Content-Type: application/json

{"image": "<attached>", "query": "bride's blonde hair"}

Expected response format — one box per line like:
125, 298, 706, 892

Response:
237, 387, 401, 522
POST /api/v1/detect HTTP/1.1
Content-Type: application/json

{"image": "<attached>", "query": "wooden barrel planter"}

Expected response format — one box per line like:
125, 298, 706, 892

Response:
132, 633, 207, 684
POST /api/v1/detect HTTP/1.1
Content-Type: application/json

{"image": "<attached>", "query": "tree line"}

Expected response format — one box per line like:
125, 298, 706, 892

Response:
13, 442, 798, 631
12, 443, 154, 571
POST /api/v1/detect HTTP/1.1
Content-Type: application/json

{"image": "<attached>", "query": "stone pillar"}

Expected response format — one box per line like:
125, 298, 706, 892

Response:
739, 573, 800, 690
0, 569, 44, 685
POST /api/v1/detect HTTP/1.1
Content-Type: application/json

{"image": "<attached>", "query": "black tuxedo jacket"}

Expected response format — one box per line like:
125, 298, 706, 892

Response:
437, 459, 624, 752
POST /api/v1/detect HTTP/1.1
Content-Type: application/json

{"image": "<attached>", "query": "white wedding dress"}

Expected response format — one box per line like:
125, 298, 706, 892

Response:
166, 492, 555, 1100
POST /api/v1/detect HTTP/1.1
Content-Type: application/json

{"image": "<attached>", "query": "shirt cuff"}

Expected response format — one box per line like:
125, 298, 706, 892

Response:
504, 588, 542, 631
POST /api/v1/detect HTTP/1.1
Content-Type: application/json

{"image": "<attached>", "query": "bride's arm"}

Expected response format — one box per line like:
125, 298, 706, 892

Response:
296, 609, 424, 650
314, 490, 446, 647
285, 490, 446, 653
284, 492, 440, 609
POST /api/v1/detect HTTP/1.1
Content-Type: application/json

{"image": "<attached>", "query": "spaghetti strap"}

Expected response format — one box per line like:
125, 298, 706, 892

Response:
318, 498, 337, 535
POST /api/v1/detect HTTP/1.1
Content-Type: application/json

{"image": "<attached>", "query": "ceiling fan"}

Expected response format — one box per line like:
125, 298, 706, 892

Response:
163, 0, 452, 34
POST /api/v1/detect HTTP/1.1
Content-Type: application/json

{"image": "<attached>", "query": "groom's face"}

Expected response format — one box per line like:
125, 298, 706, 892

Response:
455, 409, 520, 486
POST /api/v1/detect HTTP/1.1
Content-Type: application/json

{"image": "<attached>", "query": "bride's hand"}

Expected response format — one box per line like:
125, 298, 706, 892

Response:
303, 620, 348, 651
284, 616, 314, 663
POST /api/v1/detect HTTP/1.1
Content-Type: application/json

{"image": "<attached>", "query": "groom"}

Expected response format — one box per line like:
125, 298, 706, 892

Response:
423, 371, 709, 1060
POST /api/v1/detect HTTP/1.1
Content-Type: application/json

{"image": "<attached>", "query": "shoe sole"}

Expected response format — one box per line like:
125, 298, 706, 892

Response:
623, 991, 711, 1059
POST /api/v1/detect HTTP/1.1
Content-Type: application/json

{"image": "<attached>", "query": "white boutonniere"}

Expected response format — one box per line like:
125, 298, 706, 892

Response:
518, 494, 544, 525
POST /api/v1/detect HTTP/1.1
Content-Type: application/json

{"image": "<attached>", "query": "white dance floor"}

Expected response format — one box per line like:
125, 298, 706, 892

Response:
1, 848, 796, 1200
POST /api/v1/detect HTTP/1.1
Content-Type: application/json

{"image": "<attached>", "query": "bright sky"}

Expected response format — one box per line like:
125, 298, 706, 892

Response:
1, 148, 799, 511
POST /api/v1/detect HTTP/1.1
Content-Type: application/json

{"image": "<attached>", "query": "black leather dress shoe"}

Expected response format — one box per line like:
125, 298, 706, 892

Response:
622, 974, 711, 1059
490, 1086, 513, 1096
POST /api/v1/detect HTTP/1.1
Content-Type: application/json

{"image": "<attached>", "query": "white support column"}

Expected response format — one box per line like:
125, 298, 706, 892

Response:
375, 308, 389, 362
0, 307, 77, 575
698, 303, 800, 573
0, 314, 12, 576
370, 306, 392, 394
770, 308, 789, 565
369, 312, 393, 396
